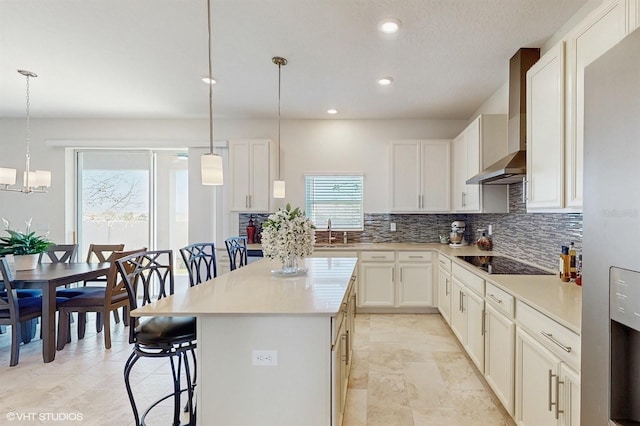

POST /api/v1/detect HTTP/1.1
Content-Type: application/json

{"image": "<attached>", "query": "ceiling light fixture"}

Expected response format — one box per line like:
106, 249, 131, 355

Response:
379, 18, 401, 34
377, 76, 394, 86
0, 70, 51, 194
272, 56, 287, 199
327, 109, 338, 115
201, 76, 217, 85
201, 0, 224, 186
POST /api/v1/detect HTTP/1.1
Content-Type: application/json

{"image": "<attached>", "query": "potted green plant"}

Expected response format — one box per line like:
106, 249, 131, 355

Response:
0, 218, 54, 270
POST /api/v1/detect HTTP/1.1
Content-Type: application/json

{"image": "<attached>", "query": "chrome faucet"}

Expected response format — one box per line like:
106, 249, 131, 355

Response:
327, 219, 335, 245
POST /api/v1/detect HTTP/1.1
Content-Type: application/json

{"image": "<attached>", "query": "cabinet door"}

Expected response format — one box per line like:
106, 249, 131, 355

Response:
450, 278, 467, 343
452, 133, 467, 212
516, 328, 560, 426
559, 364, 580, 426
465, 288, 484, 373
358, 263, 395, 307
437, 267, 451, 325
565, 0, 628, 209
463, 118, 481, 211
420, 140, 451, 212
389, 141, 421, 212
485, 303, 516, 415
526, 41, 566, 211
229, 141, 252, 211
397, 263, 433, 307
332, 318, 347, 426
248, 141, 271, 211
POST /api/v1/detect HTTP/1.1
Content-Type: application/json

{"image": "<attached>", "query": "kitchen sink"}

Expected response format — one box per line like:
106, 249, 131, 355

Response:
314, 244, 355, 248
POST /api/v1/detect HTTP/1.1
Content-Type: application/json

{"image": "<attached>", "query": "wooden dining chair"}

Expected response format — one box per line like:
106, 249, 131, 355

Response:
38, 244, 78, 264
180, 243, 217, 286
225, 237, 248, 271
0, 257, 68, 366
56, 248, 146, 350
56, 243, 126, 329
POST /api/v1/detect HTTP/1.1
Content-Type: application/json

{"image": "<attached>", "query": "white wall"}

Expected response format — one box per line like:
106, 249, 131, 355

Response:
0, 117, 467, 244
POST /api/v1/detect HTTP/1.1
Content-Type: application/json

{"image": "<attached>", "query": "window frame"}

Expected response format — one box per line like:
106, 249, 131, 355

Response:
304, 173, 364, 231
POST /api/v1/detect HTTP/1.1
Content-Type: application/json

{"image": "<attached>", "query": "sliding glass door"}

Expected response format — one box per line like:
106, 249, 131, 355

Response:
76, 150, 188, 263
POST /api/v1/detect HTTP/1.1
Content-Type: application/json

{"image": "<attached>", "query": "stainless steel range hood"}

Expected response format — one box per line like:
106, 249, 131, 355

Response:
467, 48, 540, 185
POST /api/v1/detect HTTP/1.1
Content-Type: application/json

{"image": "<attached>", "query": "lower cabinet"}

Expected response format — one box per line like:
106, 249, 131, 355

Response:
358, 251, 434, 311
450, 276, 485, 373
332, 275, 356, 426
515, 325, 580, 426
437, 264, 452, 325
484, 303, 515, 415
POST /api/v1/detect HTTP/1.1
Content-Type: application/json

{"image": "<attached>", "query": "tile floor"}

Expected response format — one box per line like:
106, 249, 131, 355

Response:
0, 313, 514, 425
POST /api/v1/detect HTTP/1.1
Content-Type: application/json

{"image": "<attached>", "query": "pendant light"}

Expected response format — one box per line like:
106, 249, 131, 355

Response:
201, 0, 223, 186
0, 70, 51, 194
272, 56, 287, 198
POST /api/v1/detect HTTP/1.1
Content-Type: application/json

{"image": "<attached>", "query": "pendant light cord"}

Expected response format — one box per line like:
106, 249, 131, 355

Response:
207, 0, 214, 155
277, 61, 282, 179
25, 74, 31, 162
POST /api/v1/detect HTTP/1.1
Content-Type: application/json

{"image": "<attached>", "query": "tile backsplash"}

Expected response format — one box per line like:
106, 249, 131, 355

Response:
239, 184, 583, 271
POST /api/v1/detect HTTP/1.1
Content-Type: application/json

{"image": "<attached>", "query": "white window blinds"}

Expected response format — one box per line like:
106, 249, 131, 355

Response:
304, 175, 364, 231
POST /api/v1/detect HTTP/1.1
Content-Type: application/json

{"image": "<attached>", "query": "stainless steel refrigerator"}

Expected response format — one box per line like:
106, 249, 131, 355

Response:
583, 27, 640, 425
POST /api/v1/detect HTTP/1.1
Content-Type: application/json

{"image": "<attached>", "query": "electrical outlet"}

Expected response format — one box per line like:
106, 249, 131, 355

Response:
252, 350, 278, 366
390, 223, 396, 232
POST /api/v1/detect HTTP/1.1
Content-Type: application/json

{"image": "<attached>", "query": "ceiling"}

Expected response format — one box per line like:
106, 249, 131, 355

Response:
0, 0, 589, 120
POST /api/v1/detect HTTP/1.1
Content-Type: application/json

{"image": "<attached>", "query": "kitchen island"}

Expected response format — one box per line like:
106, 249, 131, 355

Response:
131, 256, 358, 426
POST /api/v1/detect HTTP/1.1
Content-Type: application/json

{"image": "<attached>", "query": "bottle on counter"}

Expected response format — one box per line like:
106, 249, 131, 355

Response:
561, 246, 571, 282
476, 229, 492, 251
569, 242, 577, 280
559, 246, 567, 280
246, 216, 256, 244
343, 232, 348, 244
575, 255, 583, 286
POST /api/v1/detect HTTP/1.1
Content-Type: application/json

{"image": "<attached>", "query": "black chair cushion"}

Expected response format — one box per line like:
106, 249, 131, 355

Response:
0, 296, 70, 318
56, 286, 104, 298
135, 316, 196, 346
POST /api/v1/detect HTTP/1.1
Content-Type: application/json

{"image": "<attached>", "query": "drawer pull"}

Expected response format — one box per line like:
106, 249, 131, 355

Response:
541, 332, 572, 353
487, 293, 503, 304
408, 255, 423, 259
371, 255, 387, 259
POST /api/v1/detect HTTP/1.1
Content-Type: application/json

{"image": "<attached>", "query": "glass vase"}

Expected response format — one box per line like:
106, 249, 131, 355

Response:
281, 254, 298, 274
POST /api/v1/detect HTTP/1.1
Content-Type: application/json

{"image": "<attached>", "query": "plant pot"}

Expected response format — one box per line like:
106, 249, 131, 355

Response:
14, 254, 39, 271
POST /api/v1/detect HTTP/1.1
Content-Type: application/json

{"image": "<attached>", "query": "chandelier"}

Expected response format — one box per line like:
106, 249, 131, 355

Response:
0, 70, 51, 194
200, 0, 224, 186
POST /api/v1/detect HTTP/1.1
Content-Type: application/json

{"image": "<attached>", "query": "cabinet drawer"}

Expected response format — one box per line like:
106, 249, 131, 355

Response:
331, 301, 348, 347
452, 263, 485, 296
438, 254, 452, 272
360, 251, 395, 262
516, 300, 580, 369
398, 251, 433, 262
485, 282, 514, 318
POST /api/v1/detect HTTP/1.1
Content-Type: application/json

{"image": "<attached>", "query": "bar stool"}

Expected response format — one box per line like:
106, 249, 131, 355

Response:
179, 242, 217, 286
116, 250, 196, 426
224, 237, 247, 271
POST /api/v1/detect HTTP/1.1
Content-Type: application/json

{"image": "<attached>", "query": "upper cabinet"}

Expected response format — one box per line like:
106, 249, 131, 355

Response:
565, 0, 628, 210
228, 139, 275, 212
526, 0, 630, 212
389, 140, 451, 212
526, 41, 566, 211
452, 115, 509, 213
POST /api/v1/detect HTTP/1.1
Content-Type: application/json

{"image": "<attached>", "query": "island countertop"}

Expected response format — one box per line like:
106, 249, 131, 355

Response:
130, 256, 357, 317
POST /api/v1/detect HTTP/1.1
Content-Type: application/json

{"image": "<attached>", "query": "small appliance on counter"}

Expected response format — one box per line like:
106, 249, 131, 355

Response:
449, 220, 468, 248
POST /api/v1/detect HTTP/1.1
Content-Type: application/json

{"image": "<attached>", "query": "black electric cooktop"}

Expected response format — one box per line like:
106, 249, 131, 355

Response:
456, 256, 554, 275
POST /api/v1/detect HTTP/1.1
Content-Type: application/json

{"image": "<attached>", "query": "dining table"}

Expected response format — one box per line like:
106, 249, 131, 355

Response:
14, 262, 110, 363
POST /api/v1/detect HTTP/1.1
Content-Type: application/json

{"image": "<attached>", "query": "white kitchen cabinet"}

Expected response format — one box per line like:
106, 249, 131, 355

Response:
526, 41, 566, 211
228, 139, 274, 212
332, 276, 356, 426
564, 0, 628, 210
631, 0, 640, 30
484, 302, 515, 416
515, 300, 581, 426
452, 114, 509, 213
389, 140, 451, 212
450, 273, 485, 373
437, 254, 452, 325
358, 251, 395, 308
358, 250, 434, 311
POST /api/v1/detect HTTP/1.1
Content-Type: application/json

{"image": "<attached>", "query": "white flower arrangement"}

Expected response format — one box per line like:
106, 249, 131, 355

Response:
261, 204, 315, 263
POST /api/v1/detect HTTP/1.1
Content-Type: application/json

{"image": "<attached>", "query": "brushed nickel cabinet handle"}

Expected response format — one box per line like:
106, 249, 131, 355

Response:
522, 177, 527, 203
541, 332, 572, 353
556, 377, 564, 419
487, 293, 503, 304
548, 370, 555, 412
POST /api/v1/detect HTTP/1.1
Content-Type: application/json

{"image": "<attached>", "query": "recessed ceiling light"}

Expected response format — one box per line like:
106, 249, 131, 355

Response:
201, 76, 217, 85
379, 18, 401, 34
327, 109, 338, 115
377, 77, 394, 86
